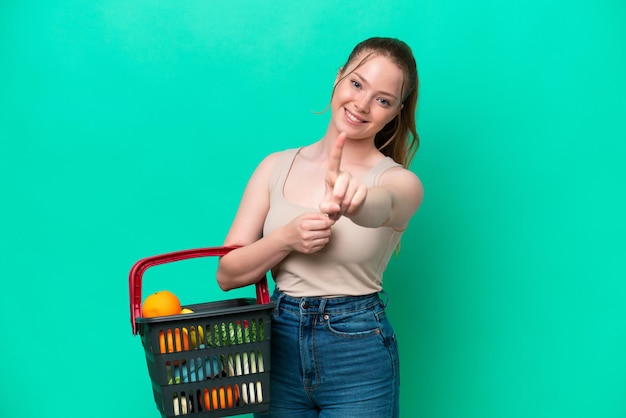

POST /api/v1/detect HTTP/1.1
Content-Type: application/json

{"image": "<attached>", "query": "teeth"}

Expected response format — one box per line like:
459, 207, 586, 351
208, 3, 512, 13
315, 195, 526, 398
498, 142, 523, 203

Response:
345, 109, 363, 123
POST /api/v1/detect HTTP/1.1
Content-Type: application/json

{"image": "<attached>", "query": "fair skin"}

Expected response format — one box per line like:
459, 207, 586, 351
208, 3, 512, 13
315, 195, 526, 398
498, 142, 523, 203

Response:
216, 53, 424, 290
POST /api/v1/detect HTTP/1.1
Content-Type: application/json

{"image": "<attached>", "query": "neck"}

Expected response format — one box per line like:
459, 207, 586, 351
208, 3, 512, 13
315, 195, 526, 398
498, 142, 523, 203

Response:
318, 128, 379, 166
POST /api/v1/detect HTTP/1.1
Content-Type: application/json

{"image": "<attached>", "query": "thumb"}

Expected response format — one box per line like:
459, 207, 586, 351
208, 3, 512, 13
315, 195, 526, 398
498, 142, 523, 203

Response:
319, 200, 341, 219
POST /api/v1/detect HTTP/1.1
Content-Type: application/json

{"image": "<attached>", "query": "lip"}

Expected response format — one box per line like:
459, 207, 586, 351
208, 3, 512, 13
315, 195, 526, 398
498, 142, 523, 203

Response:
344, 108, 367, 125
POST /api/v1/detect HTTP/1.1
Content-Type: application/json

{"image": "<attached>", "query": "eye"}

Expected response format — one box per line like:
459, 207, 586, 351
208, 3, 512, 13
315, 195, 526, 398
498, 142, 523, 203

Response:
378, 98, 392, 107
351, 80, 362, 89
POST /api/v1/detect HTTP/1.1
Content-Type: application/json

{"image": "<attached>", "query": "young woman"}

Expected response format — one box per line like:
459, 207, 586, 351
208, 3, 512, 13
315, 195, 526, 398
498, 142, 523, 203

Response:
217, 37, 423, 418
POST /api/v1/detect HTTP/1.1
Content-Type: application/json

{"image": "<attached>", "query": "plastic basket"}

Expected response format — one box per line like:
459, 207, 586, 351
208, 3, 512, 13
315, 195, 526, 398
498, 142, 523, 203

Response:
129, 246, 275, 417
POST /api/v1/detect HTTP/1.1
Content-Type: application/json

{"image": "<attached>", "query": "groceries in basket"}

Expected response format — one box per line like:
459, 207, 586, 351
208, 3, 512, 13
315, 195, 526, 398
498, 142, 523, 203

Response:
142, 292, 268, 410
130, 247, 274, 417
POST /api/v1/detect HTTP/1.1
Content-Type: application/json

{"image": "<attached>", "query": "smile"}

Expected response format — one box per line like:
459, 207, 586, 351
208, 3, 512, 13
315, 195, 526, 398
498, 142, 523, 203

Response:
344, 108, 366, 124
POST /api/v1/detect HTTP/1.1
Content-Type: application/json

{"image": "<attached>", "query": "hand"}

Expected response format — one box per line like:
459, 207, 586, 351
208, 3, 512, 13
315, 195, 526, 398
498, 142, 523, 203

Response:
284, 212, 335, 254
319, 133, 367, 221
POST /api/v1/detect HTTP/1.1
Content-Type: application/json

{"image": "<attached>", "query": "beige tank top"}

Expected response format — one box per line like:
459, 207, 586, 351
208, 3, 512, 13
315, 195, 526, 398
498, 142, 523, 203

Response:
263, 148, 403, 297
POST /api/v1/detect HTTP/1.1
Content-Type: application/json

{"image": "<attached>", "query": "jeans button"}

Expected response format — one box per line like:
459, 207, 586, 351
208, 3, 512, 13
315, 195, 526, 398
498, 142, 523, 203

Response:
301, 301, 310, 309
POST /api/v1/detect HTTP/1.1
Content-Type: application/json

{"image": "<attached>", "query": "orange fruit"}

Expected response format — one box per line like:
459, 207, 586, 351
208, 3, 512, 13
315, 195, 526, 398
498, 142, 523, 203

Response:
202, 388, 215, 411
142, 290, 181, 318
229, 385, 239, 405
212, 387, 222, 410
202, 388, 210, 410
202, 386, 238, 410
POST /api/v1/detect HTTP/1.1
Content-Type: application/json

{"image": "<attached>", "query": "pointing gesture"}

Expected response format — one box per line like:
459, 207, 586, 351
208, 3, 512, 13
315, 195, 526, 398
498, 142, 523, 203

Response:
319, 133, 367, 221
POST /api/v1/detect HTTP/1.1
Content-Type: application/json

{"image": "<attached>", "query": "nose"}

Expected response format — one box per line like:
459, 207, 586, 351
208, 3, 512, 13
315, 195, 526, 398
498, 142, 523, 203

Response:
354, 97, 370, 114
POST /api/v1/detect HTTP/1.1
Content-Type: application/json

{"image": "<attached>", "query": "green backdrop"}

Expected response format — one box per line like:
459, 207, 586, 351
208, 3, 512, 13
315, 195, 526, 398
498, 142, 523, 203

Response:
1, 1, 624, 417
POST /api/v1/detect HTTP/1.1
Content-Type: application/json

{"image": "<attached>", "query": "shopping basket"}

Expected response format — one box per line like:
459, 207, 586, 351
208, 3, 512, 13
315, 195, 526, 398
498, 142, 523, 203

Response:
129, 246, 275, 417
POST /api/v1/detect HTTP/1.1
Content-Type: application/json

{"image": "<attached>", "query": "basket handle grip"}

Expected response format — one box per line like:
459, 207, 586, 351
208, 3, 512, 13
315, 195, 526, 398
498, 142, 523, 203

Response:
129, 246, 270, 335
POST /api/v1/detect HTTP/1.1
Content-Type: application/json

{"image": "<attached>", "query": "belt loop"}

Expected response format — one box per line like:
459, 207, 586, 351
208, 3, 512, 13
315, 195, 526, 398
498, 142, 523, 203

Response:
318, 297, 328, 315
273, 289, 286, 316
379, 290, 390, 308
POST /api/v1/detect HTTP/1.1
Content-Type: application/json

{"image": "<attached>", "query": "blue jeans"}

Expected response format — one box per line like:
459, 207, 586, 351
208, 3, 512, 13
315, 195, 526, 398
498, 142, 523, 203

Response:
256, 288, 400, 418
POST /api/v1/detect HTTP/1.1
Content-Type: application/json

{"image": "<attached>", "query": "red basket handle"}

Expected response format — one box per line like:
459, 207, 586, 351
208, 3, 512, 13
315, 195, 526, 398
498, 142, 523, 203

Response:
129, 246, 270, 335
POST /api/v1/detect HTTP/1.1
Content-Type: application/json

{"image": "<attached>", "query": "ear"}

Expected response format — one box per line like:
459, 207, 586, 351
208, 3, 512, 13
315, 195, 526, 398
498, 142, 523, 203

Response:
334, 67, 344, 86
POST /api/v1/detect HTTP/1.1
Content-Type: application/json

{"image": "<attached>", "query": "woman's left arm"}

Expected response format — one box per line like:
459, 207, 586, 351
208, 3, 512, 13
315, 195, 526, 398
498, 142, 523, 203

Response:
346, 168, 423, 230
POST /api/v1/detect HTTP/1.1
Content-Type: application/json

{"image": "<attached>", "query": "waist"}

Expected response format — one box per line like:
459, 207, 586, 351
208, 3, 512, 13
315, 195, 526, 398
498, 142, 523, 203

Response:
272, 288, 384, 315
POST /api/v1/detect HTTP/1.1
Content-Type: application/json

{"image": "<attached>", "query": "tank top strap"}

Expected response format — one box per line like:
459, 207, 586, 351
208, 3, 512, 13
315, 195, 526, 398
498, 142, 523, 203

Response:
362, 157, 402, 187
268, 147, 302, 194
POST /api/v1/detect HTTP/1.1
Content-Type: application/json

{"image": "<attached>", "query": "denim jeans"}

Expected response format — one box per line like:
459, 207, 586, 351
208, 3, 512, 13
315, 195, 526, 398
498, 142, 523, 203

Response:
256, 288, 400, 418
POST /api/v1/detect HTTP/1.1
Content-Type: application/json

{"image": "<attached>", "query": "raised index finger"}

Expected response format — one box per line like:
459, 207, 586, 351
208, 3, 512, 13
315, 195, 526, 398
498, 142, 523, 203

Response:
328, 132, 347, 175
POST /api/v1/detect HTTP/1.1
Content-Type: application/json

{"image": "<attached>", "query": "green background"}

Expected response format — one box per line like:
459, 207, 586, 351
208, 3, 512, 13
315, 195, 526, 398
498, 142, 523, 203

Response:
1, 1, 624, 417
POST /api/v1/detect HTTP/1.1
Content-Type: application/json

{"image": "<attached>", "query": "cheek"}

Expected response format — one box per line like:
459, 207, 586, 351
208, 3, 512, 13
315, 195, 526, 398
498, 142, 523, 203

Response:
331, 89, 348, 106
332, 82, 354, 103
373, 108, 395, 124
384, 107, 402, 125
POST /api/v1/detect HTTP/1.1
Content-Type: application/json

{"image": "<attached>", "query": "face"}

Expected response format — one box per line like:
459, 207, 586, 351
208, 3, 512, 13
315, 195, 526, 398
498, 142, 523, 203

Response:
330, 53, 405, 141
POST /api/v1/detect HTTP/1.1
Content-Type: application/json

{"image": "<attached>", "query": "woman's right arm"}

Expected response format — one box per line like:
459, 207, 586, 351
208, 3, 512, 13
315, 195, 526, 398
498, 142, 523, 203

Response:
216, 152, 335, 291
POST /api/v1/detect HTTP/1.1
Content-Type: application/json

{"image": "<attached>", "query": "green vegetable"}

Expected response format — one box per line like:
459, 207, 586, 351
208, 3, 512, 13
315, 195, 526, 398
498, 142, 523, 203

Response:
206, 319, 264, 347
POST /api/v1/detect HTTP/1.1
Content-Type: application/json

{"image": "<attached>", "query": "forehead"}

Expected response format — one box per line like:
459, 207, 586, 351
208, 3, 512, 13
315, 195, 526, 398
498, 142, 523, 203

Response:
345, 53, 405, 95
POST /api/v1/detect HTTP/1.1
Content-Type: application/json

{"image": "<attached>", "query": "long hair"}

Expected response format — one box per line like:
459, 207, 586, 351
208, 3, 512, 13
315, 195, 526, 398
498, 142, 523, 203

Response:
335, 37, 420, 168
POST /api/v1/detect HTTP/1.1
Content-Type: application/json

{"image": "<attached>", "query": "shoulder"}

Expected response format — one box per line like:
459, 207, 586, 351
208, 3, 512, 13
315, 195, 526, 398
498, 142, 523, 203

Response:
379, 165, 424, 204
255, 151, 280, 172
379, 163, 422, 188
252, 148, 298, 175
260, 148, 300, 166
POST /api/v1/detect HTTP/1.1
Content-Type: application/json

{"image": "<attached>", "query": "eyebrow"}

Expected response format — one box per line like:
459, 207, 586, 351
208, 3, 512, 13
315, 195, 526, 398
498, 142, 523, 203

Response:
353, 71, 400, 101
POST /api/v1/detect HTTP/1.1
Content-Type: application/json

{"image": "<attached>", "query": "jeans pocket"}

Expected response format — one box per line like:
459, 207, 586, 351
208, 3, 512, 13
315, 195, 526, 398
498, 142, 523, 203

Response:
324, 308, 381, 338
